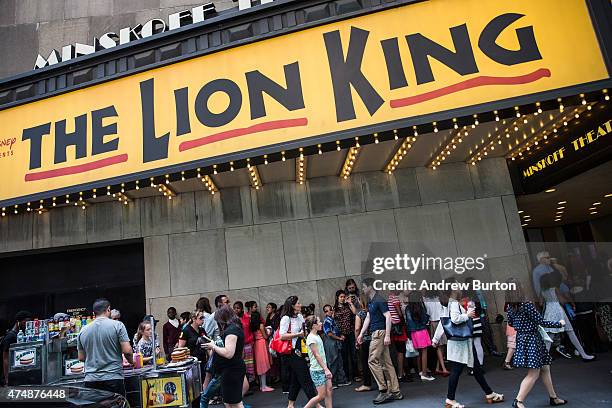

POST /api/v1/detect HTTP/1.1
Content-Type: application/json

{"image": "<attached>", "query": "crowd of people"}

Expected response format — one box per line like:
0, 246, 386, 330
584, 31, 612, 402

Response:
148, 251, 611, 408
1, 248, 611, 408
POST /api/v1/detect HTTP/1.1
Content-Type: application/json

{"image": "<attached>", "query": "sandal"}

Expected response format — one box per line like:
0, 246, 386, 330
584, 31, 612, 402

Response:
355, 385, 371, 392
486, 392, 504, 404
549, 397, 568, 406
445, 399, 465, 408
502, 362, 513, 370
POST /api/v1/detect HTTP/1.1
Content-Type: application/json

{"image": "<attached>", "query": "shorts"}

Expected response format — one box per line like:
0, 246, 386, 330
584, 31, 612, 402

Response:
220, 365, 246, 404
310, 369, 327, 388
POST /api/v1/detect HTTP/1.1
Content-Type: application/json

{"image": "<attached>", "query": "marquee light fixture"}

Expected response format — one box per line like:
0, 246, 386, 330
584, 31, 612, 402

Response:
202, 175, 218, 195
158, 184, 176, 200
385, 136, 417, 174
247, 159, 262, 190
510, 104, 590, 161
340, 146, 360, 179
296, 149, 307, 185
428, 128, 463, 169
113, 192, 131, 205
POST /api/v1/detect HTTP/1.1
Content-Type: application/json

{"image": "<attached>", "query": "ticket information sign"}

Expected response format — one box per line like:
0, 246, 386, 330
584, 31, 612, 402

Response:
0, 0, 608, 206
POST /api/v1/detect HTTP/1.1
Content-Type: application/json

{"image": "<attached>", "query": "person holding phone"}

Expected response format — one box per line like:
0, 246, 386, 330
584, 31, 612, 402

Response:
204, 305, 249, 408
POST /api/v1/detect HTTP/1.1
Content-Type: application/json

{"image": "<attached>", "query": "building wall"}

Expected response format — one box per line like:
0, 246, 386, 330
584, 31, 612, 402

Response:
0, 0, 237, 79
0, 157, 529, 349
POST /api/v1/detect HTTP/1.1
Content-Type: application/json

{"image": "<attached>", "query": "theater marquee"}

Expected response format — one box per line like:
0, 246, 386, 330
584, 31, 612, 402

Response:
0, 0, 609, 206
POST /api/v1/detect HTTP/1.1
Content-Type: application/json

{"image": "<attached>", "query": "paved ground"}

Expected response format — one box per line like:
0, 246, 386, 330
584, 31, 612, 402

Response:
244, 353, 612, 407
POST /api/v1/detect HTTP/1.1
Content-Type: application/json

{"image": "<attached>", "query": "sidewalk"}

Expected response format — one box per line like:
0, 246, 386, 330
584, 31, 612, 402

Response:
245, 353, 612, 407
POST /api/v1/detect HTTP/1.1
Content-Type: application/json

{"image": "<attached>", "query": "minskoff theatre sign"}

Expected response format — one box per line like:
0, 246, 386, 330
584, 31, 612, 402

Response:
1, 0, 609, 207
34, 0, 277, 69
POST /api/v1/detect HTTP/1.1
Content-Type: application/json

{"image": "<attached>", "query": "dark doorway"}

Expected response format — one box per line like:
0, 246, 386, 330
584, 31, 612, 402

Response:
0, 241, 145, 341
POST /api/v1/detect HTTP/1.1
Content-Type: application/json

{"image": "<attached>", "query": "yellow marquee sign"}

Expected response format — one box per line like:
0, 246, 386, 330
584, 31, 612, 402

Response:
0, 0, 609, 205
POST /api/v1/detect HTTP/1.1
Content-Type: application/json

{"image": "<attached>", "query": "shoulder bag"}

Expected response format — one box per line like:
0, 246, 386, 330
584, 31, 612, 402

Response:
440, 302, 473, 341
270, 319, 293, 355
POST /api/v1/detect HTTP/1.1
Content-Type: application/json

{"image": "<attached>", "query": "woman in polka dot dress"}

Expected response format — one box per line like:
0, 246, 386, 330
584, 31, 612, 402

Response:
506, 282, 567, 408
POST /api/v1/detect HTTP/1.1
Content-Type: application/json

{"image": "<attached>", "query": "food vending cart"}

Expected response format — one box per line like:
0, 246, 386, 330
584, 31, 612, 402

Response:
7, 315, 201, 407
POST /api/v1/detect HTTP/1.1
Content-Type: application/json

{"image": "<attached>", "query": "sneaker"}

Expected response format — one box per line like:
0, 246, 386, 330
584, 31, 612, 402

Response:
389, 391, 404, 400
420, 374, 435, 381
339, 381, 352, 387
373, 392, 391, 405
555, 346, 572, 359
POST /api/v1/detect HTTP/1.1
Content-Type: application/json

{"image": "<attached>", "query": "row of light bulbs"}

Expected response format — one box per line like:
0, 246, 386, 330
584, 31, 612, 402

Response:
296, 148, 307, 185
341, 143, 360, 179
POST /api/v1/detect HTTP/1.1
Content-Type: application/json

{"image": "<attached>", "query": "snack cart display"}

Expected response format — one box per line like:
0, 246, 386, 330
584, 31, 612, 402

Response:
7, 313, 201, 408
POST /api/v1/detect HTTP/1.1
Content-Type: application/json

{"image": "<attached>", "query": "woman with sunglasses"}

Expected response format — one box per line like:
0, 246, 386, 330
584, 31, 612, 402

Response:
178, 310, 208, 377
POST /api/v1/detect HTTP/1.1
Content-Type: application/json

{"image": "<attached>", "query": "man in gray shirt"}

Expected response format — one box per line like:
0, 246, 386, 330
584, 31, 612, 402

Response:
77, 298, 133, 396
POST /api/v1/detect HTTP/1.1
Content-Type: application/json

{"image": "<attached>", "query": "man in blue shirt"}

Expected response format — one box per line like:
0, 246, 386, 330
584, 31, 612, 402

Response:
357, 278, 402, 404
532, 251, 554, 297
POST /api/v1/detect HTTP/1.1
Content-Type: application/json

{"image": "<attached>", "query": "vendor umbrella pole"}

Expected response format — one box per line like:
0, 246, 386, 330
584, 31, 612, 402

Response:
150, 315, 157, 371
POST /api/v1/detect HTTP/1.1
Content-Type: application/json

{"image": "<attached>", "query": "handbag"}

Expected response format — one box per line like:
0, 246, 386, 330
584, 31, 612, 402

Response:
538, 326, 553, 344
405, 338, 419, 358
440, 302, 473, 341
270, 320, 293, 355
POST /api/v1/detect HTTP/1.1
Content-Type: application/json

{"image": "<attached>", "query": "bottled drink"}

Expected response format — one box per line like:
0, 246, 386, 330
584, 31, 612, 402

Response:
17, 330, 24, 343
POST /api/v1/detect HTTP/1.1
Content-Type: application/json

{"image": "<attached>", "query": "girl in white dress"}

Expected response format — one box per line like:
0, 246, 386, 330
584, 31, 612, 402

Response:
540, 272, 594, 361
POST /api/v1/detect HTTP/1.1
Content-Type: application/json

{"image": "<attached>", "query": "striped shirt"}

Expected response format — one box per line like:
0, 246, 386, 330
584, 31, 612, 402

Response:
388, 294, 401, 324
472, 316, 483, 337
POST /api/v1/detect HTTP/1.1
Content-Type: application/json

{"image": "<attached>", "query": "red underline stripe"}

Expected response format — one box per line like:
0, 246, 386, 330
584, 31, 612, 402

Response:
179, 118, 309, 152
24, 154, 129, 182
390, 68, 552, 108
